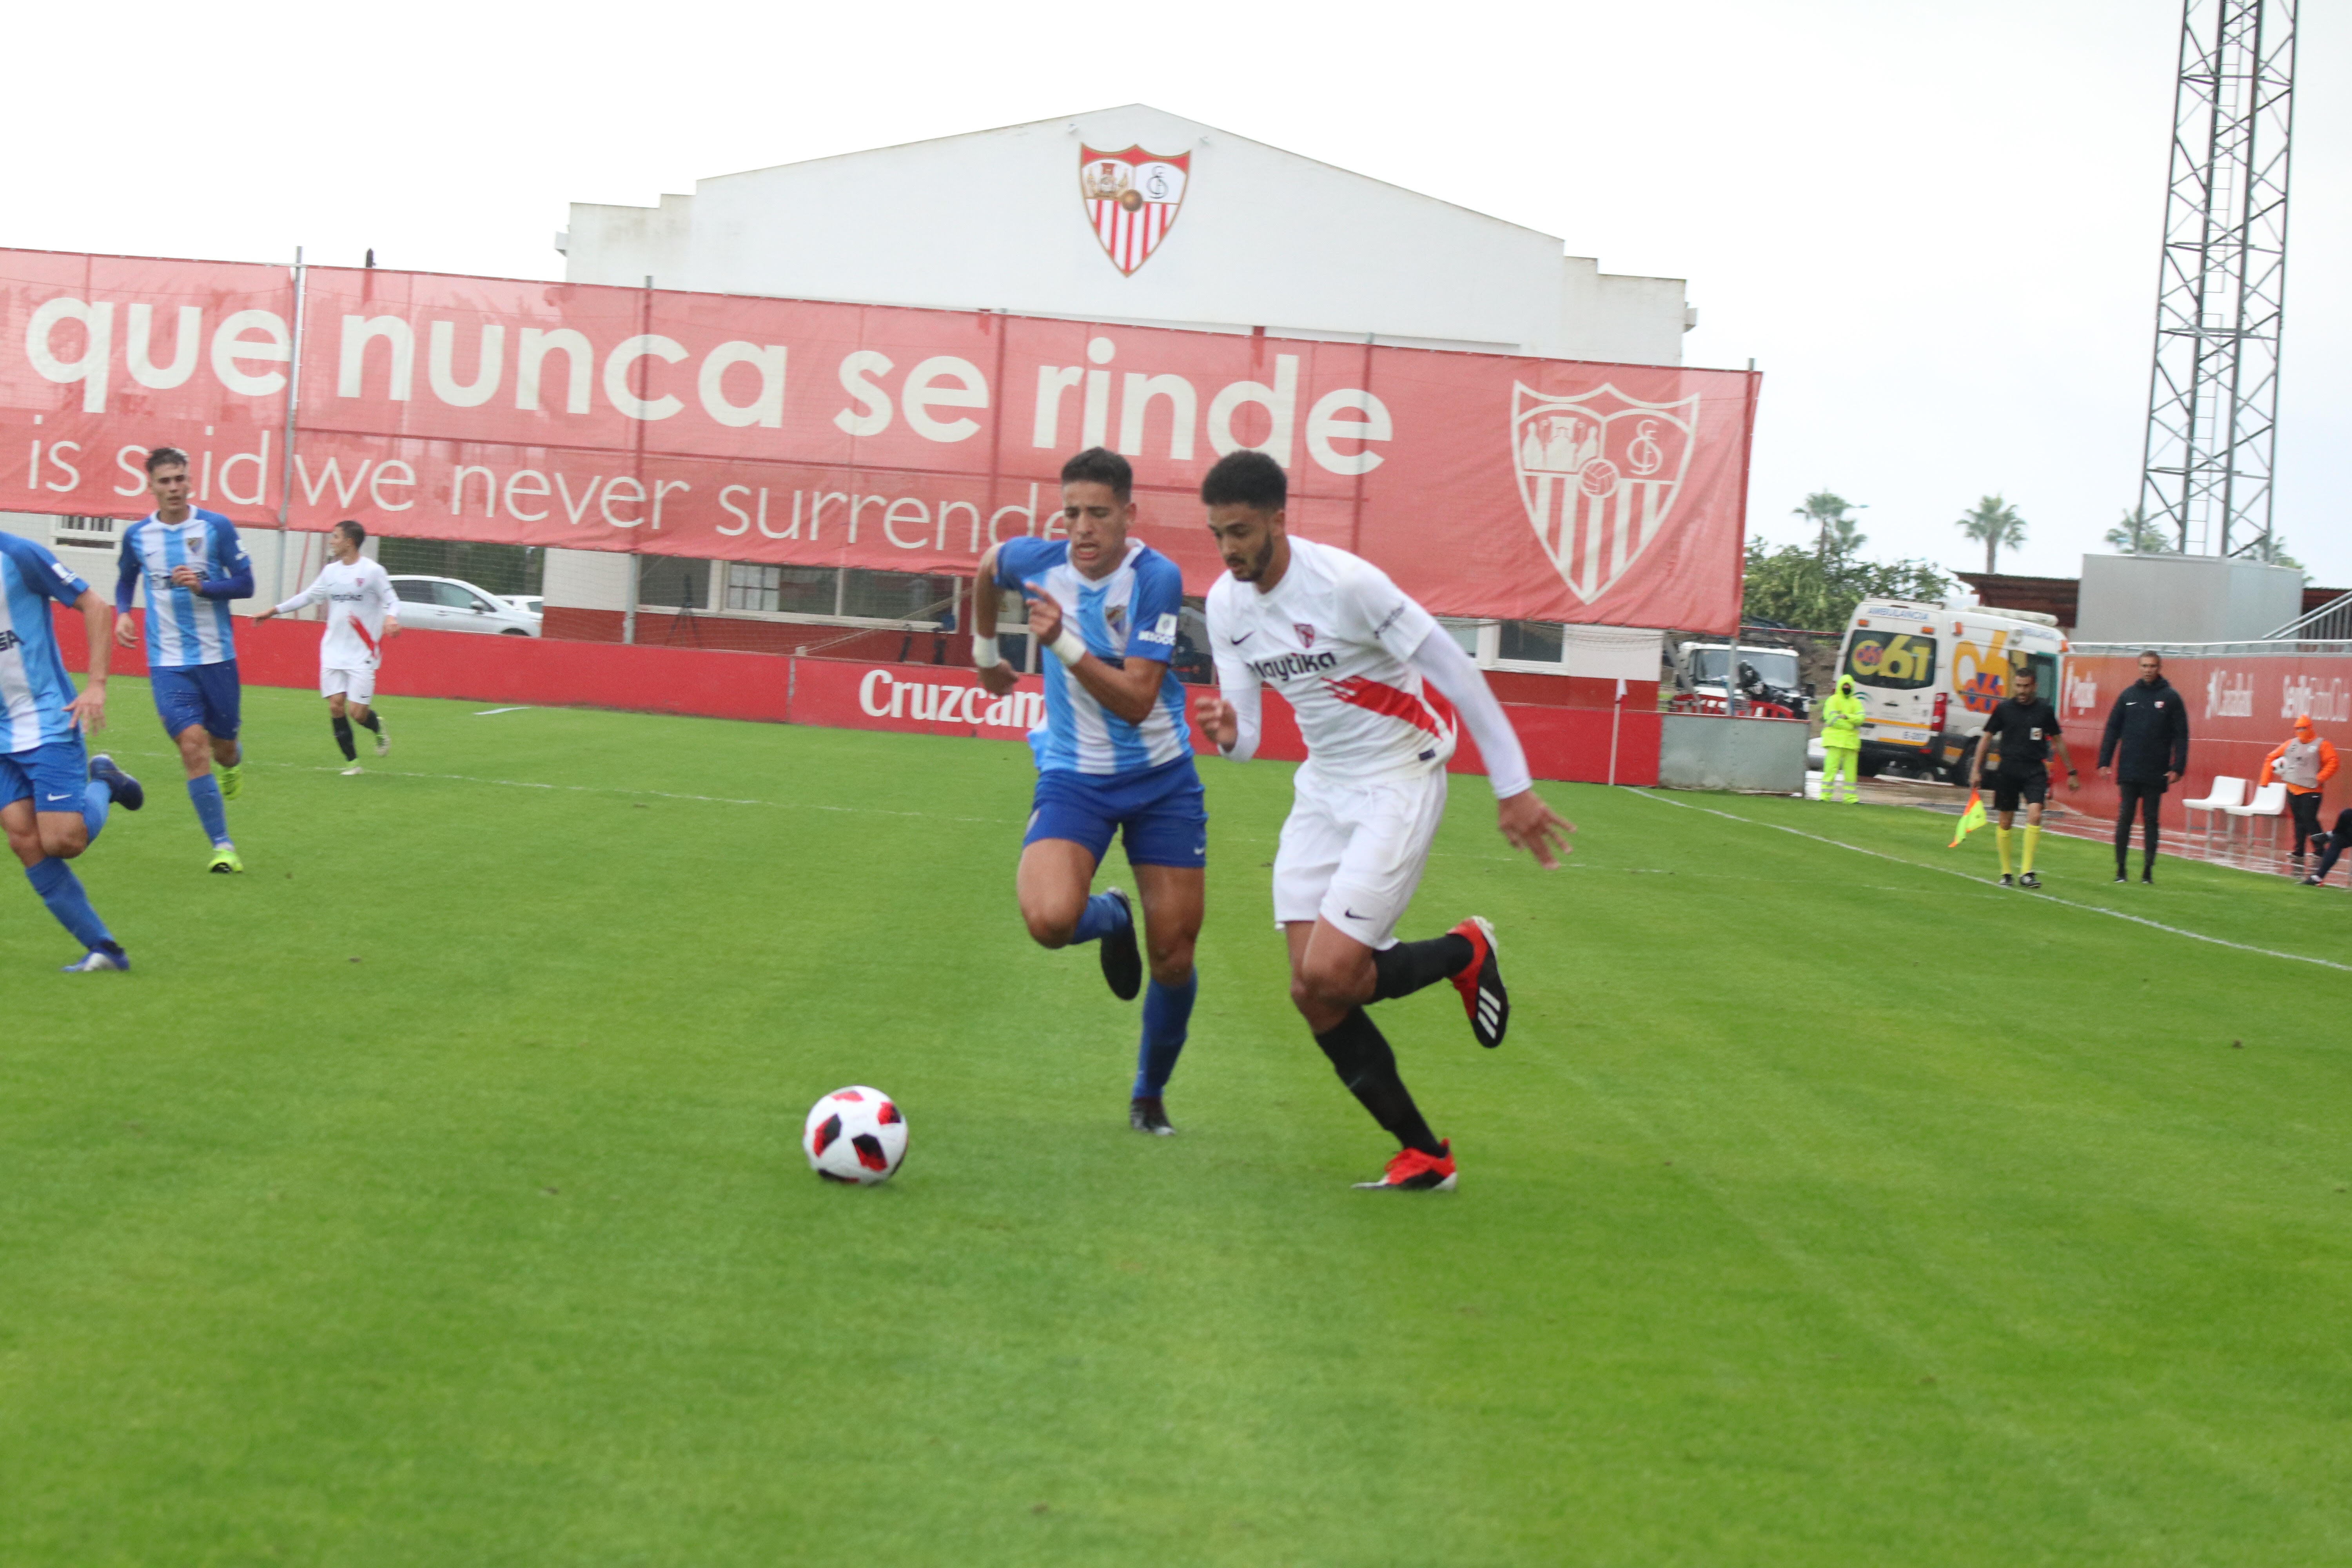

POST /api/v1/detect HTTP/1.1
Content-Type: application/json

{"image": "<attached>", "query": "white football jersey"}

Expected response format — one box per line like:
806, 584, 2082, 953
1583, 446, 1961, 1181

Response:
275, 557, 401, 670
1207, 536, 1456, 778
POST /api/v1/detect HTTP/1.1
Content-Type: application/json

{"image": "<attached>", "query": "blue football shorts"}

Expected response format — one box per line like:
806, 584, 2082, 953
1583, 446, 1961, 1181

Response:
0, 735, 91, 811
151, 661, 241, 740
1025, 756, 1208, 869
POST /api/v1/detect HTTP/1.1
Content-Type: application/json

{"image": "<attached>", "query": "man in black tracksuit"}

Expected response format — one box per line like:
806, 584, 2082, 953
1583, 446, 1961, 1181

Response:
2098, 650, 2192, 883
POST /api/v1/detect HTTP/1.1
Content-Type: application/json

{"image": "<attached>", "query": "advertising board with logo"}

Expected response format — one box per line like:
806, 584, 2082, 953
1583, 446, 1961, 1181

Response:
3, 247, 1756, 631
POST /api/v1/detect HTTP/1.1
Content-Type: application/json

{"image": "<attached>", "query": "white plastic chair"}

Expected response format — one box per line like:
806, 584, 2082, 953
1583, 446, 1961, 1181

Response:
2222, 781, 2288, 864
2183, 776, 2246, 858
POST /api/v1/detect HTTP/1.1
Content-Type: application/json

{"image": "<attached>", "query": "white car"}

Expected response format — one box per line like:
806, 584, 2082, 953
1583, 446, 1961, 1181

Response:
386, 575, 542, 636
501, 594, 545, 618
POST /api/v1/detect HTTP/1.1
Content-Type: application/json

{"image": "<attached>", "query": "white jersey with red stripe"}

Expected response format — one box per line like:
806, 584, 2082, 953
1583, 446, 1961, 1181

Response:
1206, 536, 1457, 780
274, 557, 401, 670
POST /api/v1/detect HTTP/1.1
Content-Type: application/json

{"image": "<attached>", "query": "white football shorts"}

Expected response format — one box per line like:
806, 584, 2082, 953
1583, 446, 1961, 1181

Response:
1271, 762, 1449, 949
321, 666, 376, 704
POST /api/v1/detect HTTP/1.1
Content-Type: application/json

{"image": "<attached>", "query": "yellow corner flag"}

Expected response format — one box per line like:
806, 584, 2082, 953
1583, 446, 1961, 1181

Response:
1948, 791, 1987, 848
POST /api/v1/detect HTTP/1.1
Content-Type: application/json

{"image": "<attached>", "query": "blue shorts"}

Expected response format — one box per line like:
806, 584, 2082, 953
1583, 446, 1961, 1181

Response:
1, 735, 90, 811
151, 661, 241, 740
1025, 756, 1207, 869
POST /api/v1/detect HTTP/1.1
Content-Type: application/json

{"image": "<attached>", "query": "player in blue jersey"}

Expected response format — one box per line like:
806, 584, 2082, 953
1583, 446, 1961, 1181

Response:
115, 446, 253, 873
1, 532, 146, 971
973, 448, 1207, 1134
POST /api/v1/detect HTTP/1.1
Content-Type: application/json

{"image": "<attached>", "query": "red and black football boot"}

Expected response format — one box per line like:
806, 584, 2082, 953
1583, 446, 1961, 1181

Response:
1447, 915, 1508, 1048
1353, 1141, 1457, 1192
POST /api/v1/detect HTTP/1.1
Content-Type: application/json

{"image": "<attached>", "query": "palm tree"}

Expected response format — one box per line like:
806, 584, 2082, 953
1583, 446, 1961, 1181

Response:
2103, 506, 2172, 554
1792, 491, 1866, 560
1955, 495, 2026, 574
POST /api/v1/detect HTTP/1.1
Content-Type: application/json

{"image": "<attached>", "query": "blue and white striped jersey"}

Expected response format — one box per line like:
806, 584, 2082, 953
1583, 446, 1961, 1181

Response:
116, 509, 250, 668
995, 536, 1192, 776
0, 534, 93, 751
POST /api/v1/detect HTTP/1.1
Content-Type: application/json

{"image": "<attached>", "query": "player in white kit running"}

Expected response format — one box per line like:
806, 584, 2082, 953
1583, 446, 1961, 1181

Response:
251, 520, 402, 774
1192, 451, 1574, 1191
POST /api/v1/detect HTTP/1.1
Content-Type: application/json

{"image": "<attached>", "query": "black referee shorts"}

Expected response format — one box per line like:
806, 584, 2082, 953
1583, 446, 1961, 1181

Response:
1991, 771, 2049, 813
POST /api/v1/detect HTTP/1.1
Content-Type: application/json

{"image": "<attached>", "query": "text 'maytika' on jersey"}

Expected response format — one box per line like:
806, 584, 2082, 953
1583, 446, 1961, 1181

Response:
276, 558, 403, 670
118, 509, 250, 669
1207, 536, 1457, 779
994, 536, 1192, 776
0, 534, 92, 751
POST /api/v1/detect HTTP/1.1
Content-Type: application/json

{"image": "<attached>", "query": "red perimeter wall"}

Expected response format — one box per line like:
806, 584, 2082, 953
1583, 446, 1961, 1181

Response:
2059, 652, 2352, 832
61, 609, 1662, 786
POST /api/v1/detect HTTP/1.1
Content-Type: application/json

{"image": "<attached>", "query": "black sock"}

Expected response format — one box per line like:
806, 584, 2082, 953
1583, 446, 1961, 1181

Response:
1370, 933, 1474, 1002
355, 711, 381, 733
332, 716, 356, 760
1312, 1008, 1442, 1156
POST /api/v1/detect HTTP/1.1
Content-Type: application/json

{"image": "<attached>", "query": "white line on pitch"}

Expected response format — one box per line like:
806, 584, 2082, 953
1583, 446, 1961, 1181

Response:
473, 706, 532, 715
1632, 788, 2352, 975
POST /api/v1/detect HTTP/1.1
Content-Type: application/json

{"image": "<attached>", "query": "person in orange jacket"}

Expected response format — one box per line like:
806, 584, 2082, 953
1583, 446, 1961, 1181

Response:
2260, 714, 2338, 871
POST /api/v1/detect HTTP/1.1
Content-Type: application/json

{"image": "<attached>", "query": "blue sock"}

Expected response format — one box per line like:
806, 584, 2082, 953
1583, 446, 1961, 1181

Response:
187, 775, 229, 846
27, 858, 114, 951
1070, 890, 1131, 946
81, 780, 110, 844
1133, 970, 1198, 1098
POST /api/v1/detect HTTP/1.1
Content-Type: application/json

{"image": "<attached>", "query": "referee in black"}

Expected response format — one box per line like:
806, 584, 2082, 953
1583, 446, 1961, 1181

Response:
1971, 662, 2078, 888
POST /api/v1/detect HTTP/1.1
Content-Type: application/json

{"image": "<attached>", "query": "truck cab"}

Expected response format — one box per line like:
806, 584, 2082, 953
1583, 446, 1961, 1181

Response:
1838, 601, 2065, 779
1673, 641, 1810, 718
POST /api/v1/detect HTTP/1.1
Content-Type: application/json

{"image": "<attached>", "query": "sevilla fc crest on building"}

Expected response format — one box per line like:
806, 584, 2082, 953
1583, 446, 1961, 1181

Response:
1511, 383, 1699, 604
1081, 146, 1189, 275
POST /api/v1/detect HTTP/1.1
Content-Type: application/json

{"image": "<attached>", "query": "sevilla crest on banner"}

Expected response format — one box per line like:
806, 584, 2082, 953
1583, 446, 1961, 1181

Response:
1511, 383, 1699, 605
1080, 146, 1189, 274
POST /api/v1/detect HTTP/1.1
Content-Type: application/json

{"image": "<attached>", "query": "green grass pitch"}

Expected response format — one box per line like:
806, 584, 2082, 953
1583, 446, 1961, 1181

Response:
4, 679, 2349, 1565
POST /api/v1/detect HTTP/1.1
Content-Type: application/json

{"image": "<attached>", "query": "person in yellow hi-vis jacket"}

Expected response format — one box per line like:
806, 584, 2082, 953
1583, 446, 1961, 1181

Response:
1818, 673, 1866, 803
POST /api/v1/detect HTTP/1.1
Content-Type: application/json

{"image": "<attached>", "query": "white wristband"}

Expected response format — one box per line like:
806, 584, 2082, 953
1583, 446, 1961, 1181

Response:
972, 634, 1003, 668
1050, 628, 1087, 667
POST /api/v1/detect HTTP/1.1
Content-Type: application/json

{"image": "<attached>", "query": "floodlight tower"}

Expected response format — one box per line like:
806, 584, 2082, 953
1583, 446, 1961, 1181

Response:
2137, 0, 2298, 557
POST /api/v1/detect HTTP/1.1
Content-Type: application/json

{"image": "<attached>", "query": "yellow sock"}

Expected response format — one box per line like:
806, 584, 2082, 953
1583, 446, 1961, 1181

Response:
2023, 824, 2041, 874
1997, 826, 2013, 875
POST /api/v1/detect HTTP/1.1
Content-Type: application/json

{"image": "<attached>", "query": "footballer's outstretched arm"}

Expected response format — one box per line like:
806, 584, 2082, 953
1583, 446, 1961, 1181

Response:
253, 568, 333, 624
68, 588, 111, 733
1406, 627, 1575, 867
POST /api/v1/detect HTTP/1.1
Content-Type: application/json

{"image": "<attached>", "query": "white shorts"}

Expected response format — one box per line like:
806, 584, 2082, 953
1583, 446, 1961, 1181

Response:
1272, 763, 1448, 949
321, 666, 376, 704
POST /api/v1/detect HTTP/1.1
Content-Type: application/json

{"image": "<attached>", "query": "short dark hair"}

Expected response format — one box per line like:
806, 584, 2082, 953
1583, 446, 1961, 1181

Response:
2140, 650, 2164, 663
1059, 446, 1132, 501
1201, 449, 1286, 511
333, 519, 367, 545
145, 446, 189, 475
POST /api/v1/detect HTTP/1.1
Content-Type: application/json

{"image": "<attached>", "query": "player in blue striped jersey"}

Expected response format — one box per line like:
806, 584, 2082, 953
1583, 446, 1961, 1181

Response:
115, 446, 253, 873
974, 448, 1207, 1134
1, 532, 146, 971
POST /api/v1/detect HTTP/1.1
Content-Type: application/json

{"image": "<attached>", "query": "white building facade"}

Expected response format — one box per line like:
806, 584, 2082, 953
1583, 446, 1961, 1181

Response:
547, 105, 1690, 681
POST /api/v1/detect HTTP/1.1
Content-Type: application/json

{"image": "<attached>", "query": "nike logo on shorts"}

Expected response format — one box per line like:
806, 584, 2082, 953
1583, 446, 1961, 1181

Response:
45, 793, 74, 802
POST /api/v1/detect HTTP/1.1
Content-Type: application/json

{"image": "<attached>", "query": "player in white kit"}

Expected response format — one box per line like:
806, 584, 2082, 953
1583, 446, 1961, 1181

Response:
1192, 451, 1574, 1191
251, 520, 402, 774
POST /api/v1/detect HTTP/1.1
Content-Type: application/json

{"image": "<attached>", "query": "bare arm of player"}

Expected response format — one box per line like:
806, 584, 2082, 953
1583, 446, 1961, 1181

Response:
1407, 628, 1575, 867
67, 589, 110, 733
970, 550, 1018, 697
1021, 582, 1167, 725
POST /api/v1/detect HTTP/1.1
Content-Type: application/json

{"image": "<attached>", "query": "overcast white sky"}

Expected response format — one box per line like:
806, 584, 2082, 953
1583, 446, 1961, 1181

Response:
13, 0, 2346, 587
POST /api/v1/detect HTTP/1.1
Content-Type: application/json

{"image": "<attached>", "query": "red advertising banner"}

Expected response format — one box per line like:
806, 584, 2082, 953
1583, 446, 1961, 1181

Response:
5, 247, 1757, 631
2059, 652, 2352, 834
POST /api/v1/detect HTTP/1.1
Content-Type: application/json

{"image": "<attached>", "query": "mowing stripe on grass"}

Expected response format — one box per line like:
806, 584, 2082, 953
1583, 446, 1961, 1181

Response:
1633, 788, 2352, 975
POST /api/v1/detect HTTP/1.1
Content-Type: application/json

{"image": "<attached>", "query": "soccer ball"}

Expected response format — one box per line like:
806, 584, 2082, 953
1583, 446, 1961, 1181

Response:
802, 1086, 908, 1185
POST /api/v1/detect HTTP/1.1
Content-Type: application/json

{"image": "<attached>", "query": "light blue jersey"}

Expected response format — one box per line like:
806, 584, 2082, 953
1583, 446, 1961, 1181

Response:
117, 509, 251, 668
995, 537, 1192, 776
0, 535, 93, 751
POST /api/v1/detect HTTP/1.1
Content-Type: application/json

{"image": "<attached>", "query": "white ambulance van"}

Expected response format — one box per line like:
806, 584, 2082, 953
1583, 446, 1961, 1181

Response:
1837, 601, 2067, 779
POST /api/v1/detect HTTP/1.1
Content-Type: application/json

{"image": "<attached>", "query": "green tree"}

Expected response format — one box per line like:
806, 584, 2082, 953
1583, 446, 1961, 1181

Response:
1955, 495, 2026, 573
2251, 533, 2307, 577
2103, 505, 2173, 554
1741, 541, 1951, 633
1792, 491, 1867, 561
